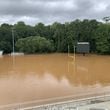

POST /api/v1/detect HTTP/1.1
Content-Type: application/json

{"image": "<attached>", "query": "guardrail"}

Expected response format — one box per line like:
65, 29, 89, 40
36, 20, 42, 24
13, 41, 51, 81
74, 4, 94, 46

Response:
21, 94, 110, 110
0, 92, 110, 110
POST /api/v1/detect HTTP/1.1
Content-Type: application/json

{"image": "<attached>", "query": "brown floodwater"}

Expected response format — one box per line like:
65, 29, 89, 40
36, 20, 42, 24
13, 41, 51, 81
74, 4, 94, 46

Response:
0, 53, 110, 106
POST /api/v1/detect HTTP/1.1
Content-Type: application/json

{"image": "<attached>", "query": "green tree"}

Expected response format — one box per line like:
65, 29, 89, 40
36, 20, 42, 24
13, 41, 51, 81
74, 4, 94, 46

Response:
95, 24, 110, 54
14, 21, 36, 39
16, 36, 55, 53
0, 23, 12, 53
0, 41, 12, 53
51, 22, 67, 52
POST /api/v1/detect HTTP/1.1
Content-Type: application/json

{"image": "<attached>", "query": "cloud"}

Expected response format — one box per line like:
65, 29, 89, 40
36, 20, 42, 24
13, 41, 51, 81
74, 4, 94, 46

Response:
0, 0, 110, 25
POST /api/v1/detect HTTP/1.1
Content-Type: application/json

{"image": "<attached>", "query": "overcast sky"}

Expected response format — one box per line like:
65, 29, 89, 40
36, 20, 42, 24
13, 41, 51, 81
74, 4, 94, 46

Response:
0, 0, 110, 25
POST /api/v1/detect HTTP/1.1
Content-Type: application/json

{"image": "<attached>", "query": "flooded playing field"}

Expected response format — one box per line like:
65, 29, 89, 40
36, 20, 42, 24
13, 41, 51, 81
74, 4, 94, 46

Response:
0, 53, 110, 106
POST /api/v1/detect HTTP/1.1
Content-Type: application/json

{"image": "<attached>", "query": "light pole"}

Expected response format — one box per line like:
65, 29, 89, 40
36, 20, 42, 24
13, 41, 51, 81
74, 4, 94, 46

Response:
12, 27, 15, 54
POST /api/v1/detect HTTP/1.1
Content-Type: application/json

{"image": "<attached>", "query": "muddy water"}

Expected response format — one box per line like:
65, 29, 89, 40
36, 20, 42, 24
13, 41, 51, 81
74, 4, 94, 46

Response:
0, 54, 110, 106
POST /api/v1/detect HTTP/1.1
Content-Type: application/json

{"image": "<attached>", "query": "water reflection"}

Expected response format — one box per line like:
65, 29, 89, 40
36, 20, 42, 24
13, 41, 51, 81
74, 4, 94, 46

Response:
0, 54, 110, 105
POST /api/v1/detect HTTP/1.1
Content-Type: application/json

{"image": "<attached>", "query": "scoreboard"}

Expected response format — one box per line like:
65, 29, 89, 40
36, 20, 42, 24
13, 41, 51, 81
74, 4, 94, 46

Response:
76, 42, 90, 53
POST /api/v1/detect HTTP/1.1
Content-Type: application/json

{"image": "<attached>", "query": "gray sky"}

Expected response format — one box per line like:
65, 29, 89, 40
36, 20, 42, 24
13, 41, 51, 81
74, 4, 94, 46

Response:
0, 0, 110, 25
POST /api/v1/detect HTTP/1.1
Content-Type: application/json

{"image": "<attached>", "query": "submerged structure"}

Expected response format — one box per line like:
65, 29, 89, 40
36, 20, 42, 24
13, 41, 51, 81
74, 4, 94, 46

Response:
0, 51, 3, 55
76, 42, 90, 55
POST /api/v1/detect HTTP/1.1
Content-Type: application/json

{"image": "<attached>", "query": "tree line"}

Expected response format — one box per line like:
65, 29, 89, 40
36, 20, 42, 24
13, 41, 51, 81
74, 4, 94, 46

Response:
0, 19, 110, 54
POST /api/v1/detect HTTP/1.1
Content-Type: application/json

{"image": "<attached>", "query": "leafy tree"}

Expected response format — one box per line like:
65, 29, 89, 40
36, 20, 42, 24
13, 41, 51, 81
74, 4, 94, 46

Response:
16, 36, 55, 53
51, 22, 67, 52
95, 24, 110, 54
34, 23, 46, 36
0, 23, 12, 53
14, 21, 36, 39
0, 19, 109, 54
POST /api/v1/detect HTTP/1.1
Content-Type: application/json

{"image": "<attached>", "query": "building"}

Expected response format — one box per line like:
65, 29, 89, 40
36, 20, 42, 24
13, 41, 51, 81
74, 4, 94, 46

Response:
76, 42, 90, 55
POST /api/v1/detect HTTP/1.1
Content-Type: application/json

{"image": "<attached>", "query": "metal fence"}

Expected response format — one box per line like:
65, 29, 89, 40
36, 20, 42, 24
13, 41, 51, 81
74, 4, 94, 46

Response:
21, 94, 110, 110
0, 93, 110, 110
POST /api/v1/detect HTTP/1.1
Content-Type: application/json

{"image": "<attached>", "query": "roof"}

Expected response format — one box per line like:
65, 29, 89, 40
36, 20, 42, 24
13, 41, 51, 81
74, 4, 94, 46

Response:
77, 42, 90, 45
